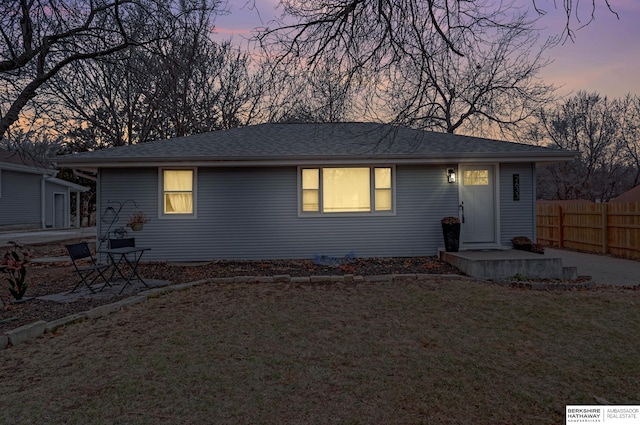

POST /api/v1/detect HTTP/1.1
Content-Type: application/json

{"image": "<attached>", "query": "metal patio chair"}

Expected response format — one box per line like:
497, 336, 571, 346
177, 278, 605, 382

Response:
65, 242, 112, 293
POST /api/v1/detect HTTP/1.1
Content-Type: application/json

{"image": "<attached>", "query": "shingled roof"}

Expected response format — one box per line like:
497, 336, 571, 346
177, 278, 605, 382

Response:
611, 185, 640, 203
0, 149, 56, 175
54, 122, 577, 169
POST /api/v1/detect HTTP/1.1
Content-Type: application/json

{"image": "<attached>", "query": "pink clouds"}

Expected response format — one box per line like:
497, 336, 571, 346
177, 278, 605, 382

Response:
213, 1, 276, 34
537, 0, 640, 97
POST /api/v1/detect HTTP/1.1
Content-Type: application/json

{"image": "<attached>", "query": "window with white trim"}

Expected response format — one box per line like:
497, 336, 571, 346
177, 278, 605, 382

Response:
161, 168, 196, 216
300, 166, 393, 214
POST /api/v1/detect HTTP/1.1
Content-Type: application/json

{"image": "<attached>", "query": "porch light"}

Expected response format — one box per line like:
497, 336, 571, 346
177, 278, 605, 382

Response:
447, 168, 456, 183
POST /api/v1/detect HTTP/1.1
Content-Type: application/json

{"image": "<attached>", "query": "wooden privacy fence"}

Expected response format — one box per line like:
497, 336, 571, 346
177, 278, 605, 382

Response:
536, 201, 640, 260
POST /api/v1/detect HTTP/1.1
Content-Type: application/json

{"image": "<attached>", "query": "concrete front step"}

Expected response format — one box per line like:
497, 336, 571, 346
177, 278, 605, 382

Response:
440, 249, 577, 281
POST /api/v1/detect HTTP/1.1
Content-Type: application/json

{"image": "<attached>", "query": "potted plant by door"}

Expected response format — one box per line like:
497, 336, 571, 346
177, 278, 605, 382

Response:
441, 216, 461, 252
511, 236, 532, 252
127, 211, 150, 231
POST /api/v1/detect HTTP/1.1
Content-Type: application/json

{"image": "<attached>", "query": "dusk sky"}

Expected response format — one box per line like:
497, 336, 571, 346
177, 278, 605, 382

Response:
214, 0, 640, 100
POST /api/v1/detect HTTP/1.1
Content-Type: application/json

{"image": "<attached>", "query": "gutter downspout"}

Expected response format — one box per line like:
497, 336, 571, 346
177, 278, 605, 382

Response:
75, 190, 81, 227
40, 176, 46, 229
532, 163, 537, 240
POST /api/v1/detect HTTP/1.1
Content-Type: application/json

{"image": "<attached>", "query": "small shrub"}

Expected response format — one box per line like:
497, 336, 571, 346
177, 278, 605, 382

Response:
511, 273, 527, 282
1, 241, 32, 300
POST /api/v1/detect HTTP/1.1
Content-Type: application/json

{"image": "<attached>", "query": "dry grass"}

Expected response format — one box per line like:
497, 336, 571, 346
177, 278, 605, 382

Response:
1, 278, 639, 424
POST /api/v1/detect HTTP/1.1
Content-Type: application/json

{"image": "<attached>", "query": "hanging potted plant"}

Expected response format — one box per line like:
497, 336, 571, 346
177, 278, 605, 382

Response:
441, 216, 461, 252
127, 211, 150, 231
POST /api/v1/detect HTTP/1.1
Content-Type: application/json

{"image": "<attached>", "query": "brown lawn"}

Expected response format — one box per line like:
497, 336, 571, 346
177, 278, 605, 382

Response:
1, 277, 639, 424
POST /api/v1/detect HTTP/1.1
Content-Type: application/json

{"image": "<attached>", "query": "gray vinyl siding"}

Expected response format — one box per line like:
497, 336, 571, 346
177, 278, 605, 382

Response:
97, 167, 158, 252
499, 163, 535, 245
0, 170, 41, 227
98, 165, 459, 261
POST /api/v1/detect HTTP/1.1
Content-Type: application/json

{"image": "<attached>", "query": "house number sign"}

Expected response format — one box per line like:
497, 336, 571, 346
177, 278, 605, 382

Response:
513, 174, 520, 201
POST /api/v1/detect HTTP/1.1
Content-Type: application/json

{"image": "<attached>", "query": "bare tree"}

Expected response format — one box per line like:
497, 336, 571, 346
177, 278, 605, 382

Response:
532, 0, 619, 41
215, 48, 264, 130
260, 56, 358, 123
145, 37, 264, 136
534, 91, 628, 201
47, 53, 142, 150
0, 128, 62, 167
259, 0, 618, 67
619, 94, 640, 186
257, 1, 573, 134
381, 13, 557, 135
48, 9, 263, 149
0, 0, 224, 140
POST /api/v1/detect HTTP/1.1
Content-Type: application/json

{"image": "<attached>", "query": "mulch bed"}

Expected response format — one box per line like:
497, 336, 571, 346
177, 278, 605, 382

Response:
1, 239, 462, 334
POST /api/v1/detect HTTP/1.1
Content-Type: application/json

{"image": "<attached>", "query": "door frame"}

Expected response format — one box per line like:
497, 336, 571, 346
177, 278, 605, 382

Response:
458, 163, 502, 250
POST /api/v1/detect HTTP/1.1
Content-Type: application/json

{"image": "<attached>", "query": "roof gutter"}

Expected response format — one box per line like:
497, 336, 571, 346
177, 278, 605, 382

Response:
73, 169, 97, 182
53, 151, 578, 170
44, 176, 91, 192
0, 161, 58, 176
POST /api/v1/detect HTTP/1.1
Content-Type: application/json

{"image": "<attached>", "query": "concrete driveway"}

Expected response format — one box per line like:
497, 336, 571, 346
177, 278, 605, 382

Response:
544, 248, 640, 286
0, 227, 97, 247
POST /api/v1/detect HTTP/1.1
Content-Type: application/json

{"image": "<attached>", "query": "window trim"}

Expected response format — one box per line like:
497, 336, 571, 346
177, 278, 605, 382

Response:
297, 165, 396, 217
158, 167, 197, 219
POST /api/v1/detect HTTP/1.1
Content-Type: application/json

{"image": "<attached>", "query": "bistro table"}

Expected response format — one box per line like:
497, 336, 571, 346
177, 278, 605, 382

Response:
99, 246, 151, 293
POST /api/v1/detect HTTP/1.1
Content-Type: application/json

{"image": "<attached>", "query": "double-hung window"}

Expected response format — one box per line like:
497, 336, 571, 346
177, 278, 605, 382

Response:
160, 168, 196, 217
300, 166, 393, 214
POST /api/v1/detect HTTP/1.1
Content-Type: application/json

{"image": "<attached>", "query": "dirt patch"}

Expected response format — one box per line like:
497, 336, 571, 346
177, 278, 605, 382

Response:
1, 238, 461, 333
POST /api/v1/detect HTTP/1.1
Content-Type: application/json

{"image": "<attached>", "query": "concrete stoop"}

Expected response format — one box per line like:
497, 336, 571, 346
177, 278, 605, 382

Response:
440, 249, 578, 281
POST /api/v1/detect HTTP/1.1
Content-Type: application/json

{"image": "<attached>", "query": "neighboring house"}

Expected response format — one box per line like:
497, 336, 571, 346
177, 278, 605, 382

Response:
0, 150, 89, 230
54, 122, 576, 261
610, 184, 640, 203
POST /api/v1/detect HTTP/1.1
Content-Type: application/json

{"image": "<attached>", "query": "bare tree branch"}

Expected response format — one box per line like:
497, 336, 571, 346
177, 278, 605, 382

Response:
533, 91, 631, 201
0, 0, 224, 140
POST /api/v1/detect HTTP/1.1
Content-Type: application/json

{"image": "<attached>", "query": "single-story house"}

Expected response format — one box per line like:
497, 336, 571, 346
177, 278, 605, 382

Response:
0, 150, 89, 230
53, 122, 576, 261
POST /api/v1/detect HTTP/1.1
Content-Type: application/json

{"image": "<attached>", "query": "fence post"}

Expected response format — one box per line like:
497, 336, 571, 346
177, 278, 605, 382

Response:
558, 205, 563, 248
602, 204, 608, 254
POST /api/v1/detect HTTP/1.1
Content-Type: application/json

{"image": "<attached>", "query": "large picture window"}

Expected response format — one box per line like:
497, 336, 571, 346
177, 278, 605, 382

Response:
161, 169, 195, 216
300, 167, 393, 214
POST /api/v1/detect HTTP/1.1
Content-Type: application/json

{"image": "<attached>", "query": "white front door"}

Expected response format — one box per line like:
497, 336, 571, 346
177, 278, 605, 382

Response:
459, 165, 496, 244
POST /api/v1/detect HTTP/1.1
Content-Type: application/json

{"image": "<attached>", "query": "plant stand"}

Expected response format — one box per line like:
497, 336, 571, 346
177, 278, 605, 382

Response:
442, 223, 461, 252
